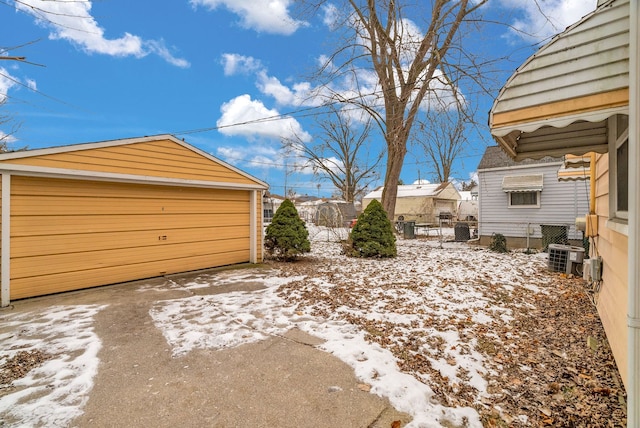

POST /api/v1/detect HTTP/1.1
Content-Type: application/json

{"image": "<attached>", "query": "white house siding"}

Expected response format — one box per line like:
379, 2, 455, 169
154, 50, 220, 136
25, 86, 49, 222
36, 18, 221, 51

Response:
478, 162, 591, 245
491, 0, 629, 120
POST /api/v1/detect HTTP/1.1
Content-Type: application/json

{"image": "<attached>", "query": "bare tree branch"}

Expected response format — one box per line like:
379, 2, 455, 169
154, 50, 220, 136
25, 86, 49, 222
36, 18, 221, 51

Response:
302, 0, 490, 220
283, 105, 382, 202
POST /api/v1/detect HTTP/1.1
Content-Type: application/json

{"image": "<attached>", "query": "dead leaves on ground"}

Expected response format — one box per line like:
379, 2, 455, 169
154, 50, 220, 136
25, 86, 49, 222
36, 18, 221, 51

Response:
271, 242, 627, 427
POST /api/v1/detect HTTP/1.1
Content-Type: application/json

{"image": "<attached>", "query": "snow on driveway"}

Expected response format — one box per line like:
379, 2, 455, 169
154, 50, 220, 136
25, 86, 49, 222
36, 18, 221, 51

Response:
0, 305, 106, 427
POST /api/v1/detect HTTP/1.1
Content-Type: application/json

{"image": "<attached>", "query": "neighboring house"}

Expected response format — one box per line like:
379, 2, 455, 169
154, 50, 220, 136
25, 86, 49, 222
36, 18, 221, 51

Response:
477, 146, 591, 249
295, 198, 324, 223
362, 183, 460, 224
263, 193, 286, 223
315, 201, 358, 227
489, 0, 639, 417
457, 190, 478, 221
0, 135, 268, 305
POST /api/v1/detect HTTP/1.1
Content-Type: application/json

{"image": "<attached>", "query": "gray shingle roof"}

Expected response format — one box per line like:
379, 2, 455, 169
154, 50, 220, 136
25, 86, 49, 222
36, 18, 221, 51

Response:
477, 146, 562, 170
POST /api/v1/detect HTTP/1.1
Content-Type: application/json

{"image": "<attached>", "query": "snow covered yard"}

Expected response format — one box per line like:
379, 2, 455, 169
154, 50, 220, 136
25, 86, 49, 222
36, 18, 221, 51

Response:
0, 226, 626, 427
271, 228, 627, 427
148, 227, 626, 427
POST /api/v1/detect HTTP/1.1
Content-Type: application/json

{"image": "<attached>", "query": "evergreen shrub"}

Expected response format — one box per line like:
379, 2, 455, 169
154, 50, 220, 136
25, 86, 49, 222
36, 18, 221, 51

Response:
265, 199, 311, 261
348, 199, 396, 258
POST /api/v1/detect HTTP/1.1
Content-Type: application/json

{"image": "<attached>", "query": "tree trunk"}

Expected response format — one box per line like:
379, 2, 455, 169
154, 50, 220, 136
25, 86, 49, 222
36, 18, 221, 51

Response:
380, 144, 407, 221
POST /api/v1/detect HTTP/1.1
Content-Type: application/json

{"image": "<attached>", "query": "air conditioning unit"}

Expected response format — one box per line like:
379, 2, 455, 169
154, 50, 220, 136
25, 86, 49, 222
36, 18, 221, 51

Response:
548, 244, 585, 275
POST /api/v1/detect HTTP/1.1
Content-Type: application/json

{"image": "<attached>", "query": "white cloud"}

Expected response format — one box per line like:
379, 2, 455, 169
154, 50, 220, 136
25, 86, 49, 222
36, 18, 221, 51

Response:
221, 53, 322, 107
145, 40, 191, 68
216, 145, 284, 171
316, 14, 464, 112
0, 67, 19, 102
190, 0, 307, 35
502, 0, 597, 42
255, 71, 320, 107
321, 4, 340, 30
216, 94, 311, 142
24, 78, 37, 91
14, 0, 189, 67
0, 131, 17, 144
248, 154, 283, 169
221, 53, 264, 76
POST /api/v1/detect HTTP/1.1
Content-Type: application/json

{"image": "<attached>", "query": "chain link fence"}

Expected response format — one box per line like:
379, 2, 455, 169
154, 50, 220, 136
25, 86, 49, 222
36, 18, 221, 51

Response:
476, 221, 588, 253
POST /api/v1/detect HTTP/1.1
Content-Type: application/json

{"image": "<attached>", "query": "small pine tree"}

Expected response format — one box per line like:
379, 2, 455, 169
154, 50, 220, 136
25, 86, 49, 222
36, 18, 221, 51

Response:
265, 199, 311, 261
348, 199, 396, 258
489, 233, 508, 253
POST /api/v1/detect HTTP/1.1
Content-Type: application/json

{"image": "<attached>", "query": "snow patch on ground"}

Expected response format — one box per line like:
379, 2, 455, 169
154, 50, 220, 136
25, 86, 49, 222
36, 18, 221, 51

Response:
0, 305, 106, 427
149, 279, 483, 427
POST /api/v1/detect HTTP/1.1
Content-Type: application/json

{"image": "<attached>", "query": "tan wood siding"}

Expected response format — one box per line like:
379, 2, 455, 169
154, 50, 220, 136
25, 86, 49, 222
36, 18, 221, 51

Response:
9, 176, 252, 299
592, 153, 629, 387
0, 139, 256, 185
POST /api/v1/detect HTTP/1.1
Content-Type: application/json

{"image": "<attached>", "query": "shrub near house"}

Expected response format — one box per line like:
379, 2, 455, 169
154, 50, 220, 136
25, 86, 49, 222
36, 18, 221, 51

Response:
265, 199, 311, 261
348, 199, 396, 258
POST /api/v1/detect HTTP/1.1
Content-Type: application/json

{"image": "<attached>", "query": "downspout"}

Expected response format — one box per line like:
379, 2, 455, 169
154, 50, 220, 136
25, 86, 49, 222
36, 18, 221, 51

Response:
628, 0, 639, 424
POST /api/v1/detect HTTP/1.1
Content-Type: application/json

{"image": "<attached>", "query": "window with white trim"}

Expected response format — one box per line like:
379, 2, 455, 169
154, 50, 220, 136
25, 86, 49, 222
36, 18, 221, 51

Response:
509, 191, 540, 207
502, 174, 543, 208
609, 114, 629, 221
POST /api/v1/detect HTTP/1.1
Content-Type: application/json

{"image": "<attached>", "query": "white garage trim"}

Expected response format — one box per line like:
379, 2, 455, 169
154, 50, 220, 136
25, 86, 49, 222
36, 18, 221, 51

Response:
1, 174, 10, 307
0, 163, 265, 191
250, 190, 257, 264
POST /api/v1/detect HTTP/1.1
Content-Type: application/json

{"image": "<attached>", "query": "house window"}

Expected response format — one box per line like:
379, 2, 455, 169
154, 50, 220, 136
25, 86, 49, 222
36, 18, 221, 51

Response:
609, 115, 629, 221
616, 138, 628, 212
502, 174, 543, 208
510, 191, 539, 207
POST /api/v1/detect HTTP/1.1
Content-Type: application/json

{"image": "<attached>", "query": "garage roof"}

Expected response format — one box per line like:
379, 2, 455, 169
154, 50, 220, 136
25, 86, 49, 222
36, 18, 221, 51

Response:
489, 0, 629, 160
0, 134, 268, 191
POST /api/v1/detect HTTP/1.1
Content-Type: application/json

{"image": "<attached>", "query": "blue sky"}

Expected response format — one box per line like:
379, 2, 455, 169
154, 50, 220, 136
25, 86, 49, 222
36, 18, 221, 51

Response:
1, 0, 596, 198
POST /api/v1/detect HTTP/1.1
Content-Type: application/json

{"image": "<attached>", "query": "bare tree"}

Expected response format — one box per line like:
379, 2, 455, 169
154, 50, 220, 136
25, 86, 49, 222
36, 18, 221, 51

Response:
304, 0, 488, 219
413, 106, 469, 183
0, 99, 22, 152
284, 105, 382, 202
461, 178, 477, 191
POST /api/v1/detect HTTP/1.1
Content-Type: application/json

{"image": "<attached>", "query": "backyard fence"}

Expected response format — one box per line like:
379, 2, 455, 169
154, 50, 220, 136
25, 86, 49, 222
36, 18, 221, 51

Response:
476, 220, 587, 252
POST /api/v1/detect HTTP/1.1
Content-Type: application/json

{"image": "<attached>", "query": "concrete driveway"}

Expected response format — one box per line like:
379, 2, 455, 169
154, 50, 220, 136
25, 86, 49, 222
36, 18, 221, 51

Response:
0, 268, 410, 428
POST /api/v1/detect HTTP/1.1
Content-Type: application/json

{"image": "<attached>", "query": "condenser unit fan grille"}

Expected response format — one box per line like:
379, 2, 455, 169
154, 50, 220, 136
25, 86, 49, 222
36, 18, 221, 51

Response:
548, 244, 569, 272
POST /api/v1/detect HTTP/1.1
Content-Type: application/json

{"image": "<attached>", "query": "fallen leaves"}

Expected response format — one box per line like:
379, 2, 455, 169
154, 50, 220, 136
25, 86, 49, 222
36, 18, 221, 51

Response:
0, 349, 52, 387
271, 237, 627, 427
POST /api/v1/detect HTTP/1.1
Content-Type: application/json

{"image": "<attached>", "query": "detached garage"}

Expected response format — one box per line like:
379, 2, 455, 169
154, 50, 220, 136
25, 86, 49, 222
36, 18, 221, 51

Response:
0, 134, 268, 305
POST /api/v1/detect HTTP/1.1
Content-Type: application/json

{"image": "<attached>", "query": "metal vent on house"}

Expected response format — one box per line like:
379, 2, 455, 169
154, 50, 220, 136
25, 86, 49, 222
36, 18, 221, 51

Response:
548, 244, 585, 275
